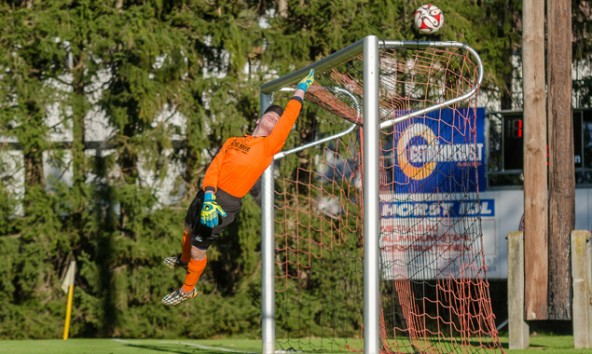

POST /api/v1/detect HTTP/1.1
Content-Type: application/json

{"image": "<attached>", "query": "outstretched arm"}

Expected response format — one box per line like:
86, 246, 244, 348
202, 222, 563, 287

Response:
265, 69, 315, 152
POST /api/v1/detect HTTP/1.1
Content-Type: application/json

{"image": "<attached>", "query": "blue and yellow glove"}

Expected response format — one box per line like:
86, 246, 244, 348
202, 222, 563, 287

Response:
201, 192, 227, 228
296, 69, 315, 92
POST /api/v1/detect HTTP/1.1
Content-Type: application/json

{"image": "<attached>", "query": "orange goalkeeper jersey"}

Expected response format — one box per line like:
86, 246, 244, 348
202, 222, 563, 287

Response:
201, 97, 303, 198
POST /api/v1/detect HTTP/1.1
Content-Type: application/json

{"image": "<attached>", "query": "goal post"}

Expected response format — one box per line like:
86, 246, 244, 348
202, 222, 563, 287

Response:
259, 35, 500, 354
362, 36, 381, 354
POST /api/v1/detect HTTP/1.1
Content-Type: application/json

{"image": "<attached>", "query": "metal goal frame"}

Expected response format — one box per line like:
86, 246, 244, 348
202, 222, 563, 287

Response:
259, 35, 483, 354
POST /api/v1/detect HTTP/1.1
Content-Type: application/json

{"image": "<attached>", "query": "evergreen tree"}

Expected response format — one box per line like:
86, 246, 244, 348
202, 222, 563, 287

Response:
0, 0, 591, 340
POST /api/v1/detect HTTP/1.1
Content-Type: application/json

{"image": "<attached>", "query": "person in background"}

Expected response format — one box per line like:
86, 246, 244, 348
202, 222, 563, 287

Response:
162, 69, 315, 305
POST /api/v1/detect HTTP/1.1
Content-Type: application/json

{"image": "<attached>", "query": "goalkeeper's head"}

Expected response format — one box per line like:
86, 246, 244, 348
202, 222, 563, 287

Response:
253, 105, 284, 137
263, 104, 284, 117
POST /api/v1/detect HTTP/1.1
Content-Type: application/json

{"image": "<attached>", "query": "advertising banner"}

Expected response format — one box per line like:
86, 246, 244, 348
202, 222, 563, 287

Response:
380, 108, 488, 280
389, 107, 486, 194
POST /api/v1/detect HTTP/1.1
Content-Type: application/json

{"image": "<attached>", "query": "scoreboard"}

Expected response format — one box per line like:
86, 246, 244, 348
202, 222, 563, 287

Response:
500, 109, 591, 171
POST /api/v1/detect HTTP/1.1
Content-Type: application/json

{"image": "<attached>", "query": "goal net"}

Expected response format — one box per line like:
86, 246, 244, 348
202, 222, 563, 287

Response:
260, 37, 502, 353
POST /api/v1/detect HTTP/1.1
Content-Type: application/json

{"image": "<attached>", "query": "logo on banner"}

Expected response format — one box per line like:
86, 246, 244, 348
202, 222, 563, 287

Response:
396, 121, 485, 181
397, 123, 437, 180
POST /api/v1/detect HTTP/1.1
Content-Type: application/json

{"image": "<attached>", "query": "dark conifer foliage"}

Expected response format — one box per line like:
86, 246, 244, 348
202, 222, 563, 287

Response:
0, 0, 590, 339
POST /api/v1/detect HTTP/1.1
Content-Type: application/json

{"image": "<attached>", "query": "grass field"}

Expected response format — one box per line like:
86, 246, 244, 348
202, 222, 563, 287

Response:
0, 336, 591, 353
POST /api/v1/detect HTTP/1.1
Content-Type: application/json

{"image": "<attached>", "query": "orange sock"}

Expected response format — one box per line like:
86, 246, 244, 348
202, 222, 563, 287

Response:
181, 257, 207, 293
180, 229, 192, 263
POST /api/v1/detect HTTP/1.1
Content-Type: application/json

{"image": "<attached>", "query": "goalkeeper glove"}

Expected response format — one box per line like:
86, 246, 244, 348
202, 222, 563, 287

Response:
296, 69, 315, 92
200, 192, 227, 228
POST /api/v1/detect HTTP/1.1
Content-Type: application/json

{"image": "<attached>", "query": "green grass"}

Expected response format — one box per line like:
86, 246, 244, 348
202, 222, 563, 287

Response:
0, 336, 591, 353
503, 334, 592, 353
0, 339, 261, 354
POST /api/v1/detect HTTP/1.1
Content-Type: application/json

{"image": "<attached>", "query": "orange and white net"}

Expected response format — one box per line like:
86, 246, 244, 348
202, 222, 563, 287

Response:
272, 45, 502, 353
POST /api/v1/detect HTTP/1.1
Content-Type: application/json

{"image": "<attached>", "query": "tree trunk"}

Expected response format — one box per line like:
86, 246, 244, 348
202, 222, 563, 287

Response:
278, 0, 288, 18
71, 54, 87, 187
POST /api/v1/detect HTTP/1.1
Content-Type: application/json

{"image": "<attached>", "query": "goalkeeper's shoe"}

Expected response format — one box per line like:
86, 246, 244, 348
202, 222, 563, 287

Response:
163, 255, 187, 269
161, 288, 198, 306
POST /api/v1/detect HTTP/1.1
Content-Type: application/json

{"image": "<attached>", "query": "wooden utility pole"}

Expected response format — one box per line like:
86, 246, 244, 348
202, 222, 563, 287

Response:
522, 0, 548, 320
547, 0, 574, 320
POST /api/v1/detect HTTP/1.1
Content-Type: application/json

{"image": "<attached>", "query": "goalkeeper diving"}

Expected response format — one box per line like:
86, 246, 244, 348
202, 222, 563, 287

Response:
162, 69, 315, 305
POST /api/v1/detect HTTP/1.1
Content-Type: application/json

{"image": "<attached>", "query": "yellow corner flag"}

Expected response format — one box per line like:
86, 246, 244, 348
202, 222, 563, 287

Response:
61, 260, 76, 340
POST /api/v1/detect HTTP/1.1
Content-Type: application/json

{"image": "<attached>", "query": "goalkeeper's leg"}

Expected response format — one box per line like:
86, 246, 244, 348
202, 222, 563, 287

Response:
163, 227, 192, 268
162, 248, 207, 306
162, 190, 241, 305
163, 191, 205, 270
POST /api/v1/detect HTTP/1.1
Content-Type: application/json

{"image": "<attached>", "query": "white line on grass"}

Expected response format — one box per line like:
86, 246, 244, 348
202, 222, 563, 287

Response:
114, 339, 252, 353
159, 340, 257, 353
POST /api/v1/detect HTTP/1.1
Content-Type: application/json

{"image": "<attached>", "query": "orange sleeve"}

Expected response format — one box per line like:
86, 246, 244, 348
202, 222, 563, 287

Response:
201, 140, 230, 192
264, 98, 303, 153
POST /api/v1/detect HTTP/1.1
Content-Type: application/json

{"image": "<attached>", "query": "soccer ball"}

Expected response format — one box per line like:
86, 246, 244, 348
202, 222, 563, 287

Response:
414, 4, 444, 34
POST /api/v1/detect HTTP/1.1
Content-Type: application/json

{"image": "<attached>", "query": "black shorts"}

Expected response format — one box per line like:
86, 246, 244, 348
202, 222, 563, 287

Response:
184, 189, 242, 250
